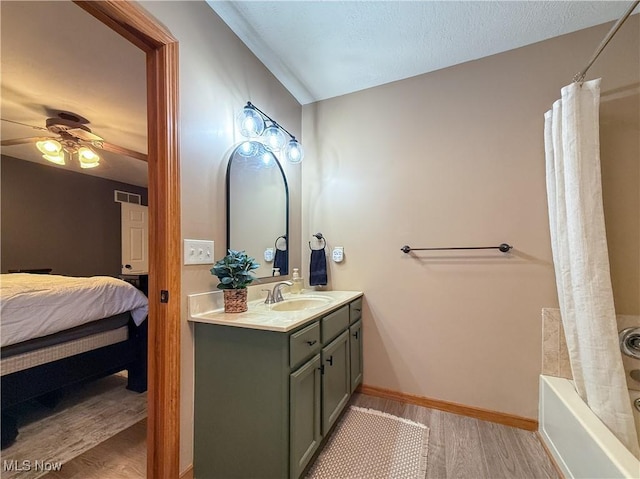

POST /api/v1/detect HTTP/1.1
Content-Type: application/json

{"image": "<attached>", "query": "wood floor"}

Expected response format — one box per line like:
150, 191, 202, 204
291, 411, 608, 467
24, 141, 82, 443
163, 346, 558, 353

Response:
351, 393, 560, 479
43, 394, 559, 479
43, 419, 146, 479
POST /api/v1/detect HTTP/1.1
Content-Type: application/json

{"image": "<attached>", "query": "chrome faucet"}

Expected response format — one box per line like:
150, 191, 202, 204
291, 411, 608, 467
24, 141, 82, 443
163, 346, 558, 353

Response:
272, 281, 293, 303
262, 289, 275, 305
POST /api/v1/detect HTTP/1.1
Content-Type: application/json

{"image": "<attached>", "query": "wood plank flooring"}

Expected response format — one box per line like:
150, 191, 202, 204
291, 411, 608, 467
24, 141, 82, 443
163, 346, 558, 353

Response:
351, 393, 560, 479
42, 394, 559, 479
42, 419, 146, 479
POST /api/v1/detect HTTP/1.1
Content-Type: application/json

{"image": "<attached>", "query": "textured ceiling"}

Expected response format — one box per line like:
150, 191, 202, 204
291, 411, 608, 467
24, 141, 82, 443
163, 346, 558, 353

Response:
0, 1, 148, 186
208, 1, 638, 104
1, 2, 636, 187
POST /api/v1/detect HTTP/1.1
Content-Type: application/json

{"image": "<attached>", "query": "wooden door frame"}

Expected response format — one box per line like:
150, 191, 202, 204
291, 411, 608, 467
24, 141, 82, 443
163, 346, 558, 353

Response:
74, 2, 181, 477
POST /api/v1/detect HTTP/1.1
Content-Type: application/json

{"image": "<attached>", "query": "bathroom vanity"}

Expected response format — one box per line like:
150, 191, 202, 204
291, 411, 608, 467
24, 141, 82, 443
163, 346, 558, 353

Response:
190, 290, 363, 479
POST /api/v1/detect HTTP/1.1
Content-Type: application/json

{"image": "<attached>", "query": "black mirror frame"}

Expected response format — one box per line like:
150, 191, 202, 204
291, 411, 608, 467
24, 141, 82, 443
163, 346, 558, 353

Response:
225, 143, 290, 279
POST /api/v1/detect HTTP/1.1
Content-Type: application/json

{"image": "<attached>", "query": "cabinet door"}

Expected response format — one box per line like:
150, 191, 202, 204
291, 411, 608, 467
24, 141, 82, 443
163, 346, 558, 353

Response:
290, 354, 322, 479
321, 330, 350, 435
350, 319, 363, 393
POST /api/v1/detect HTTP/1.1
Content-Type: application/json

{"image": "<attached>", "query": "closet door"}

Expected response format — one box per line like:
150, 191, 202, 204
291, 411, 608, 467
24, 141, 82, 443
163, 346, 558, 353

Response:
121, 203, 148, 274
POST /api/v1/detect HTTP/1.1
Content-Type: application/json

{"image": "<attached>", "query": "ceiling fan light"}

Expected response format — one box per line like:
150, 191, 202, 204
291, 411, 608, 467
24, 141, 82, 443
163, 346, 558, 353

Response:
42, 152, 66, 165
80, 158, 100, 169
78, 147, 100, 168
36, 139, 62, 155
78, 146, 99, 162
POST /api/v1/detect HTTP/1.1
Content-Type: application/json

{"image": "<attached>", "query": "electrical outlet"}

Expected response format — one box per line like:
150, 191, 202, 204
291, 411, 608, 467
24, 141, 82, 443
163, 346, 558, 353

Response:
184, 239, 214, 265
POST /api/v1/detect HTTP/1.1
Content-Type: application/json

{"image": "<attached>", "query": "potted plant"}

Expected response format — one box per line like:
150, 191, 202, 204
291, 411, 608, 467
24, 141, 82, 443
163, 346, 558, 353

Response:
211, 249, 260, 313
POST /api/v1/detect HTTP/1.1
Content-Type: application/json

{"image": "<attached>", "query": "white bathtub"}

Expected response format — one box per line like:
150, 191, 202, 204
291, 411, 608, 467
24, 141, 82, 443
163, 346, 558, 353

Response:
539, 375, 640, 478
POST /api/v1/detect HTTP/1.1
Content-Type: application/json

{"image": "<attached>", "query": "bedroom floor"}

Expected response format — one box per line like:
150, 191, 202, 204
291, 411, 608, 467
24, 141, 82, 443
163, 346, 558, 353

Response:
42, 419, 146, 479
41, 393, 559, 479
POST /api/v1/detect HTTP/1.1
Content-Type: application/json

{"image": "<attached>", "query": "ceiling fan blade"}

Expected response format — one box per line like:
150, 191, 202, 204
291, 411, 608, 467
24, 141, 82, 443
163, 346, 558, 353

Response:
67, 128, 103, 142
96, 141, 148, 162
1, 136, 51, 147
1, 118, 48, 131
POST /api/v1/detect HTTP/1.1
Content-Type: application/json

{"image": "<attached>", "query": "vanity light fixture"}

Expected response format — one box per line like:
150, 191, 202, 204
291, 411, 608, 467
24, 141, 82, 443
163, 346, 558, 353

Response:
36, 138, 101, 168
236, 102, 304, 163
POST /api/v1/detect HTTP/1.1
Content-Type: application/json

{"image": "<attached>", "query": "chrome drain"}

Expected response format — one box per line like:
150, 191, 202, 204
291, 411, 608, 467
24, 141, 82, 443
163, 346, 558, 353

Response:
619, 327, 640, 360
635, 398, 640, 413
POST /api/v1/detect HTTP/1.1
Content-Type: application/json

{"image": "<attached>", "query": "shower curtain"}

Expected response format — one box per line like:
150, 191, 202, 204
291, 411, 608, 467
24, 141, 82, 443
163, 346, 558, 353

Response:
544, 78, 640, 457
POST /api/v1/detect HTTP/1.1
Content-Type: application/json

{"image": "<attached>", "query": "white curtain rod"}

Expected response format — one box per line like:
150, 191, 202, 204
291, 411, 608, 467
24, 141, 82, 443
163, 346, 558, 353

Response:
573, 0, 640, 83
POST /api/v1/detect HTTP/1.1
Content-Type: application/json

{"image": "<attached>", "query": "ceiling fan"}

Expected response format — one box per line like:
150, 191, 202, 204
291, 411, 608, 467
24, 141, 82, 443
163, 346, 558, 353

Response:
1, 111, 147, 168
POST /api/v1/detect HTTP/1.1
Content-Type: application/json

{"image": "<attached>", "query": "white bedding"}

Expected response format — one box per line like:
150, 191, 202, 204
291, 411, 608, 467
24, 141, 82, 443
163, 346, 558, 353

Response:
0, 274, 149, 348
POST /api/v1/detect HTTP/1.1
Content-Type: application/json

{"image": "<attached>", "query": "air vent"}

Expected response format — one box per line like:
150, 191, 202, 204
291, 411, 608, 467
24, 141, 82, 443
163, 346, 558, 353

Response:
114, 190, 141, 205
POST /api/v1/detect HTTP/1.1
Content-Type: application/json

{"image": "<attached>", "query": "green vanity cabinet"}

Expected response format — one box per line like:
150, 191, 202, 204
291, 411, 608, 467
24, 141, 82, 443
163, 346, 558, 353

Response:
321, 329, 351, 434
349, 297, 363, 393
193, 295, 363, 479
290, 354, 322, 479
194, 324, 290, 479
350, 319, 363, 393
349, 297, 362, 323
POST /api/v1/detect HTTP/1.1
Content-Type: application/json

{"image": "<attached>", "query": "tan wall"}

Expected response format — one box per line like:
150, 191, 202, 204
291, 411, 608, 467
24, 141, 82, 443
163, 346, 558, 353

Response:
302, 17, 639, 420
601, 88, 639, 315
140, 2, 302, 472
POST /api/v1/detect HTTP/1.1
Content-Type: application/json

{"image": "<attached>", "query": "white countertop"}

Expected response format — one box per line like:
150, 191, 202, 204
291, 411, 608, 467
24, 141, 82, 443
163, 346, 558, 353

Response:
188, 290, 363, 333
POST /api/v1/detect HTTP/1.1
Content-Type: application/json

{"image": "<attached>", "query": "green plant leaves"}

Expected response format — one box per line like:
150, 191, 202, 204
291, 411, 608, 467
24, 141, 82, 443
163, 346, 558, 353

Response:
210, 249, 260, 289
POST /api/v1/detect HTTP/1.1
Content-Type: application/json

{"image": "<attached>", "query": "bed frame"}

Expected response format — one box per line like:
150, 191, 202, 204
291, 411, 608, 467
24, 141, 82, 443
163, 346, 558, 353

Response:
1, 316, 147, 448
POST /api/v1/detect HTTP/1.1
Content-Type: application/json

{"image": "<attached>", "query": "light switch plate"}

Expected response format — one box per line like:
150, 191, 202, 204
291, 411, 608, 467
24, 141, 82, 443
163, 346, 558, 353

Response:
264, 248, 275, 262
184, 239, 214, 265
332, 246, 344, 263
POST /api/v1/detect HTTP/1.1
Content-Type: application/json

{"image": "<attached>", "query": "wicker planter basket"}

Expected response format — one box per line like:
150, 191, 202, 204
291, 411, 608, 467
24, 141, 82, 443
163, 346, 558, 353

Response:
223, 289, 248, 313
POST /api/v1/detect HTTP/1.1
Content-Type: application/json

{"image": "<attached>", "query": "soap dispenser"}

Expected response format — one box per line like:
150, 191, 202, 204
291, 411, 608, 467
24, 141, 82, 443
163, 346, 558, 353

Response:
291, 268, 303, 294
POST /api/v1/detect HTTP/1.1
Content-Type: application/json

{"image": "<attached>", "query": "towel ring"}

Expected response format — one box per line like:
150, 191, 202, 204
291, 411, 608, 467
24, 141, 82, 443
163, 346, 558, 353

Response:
275, 235, 287, 251
309, 232, 326, 250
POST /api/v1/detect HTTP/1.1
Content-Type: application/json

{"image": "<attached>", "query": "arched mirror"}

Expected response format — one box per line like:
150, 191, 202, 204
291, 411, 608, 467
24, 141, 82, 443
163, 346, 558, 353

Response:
227, 141, 289, 279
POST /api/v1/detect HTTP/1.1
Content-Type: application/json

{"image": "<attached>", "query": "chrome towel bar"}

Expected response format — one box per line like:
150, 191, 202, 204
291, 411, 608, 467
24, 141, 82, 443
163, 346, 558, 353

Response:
401, 243, 513, 254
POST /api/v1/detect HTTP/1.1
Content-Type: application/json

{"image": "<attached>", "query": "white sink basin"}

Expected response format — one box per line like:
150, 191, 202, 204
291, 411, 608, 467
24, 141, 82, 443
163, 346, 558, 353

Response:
270, 296, 331, 312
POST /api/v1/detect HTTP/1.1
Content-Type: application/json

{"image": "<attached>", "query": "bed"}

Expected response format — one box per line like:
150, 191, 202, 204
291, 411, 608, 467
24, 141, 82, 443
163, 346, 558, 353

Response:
0, 273, 149, 448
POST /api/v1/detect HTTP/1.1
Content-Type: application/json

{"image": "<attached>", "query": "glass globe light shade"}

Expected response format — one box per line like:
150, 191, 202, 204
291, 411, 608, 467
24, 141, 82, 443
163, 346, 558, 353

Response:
262, 124, 287, 151
236, 106, 264, 138
36, 139, 62, 155
42, 153, 66, 165
78, 147, 100, 168
237, 140, 260, 157
284, 139, 304, 164
36, 139, 65, 164
261, 152, 277, 168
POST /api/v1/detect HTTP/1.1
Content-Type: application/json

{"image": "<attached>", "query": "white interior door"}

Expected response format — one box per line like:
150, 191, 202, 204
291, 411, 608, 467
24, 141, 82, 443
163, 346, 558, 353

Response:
121, 203, 149, 274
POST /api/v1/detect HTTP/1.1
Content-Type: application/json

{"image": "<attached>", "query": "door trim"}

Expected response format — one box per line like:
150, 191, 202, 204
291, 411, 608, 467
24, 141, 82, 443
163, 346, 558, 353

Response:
74, 2, 181, 477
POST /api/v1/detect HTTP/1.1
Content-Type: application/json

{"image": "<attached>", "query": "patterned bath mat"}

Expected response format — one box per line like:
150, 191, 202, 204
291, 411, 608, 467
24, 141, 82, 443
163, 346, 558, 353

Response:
1, 373, 146, 479
307, 406, 429, 479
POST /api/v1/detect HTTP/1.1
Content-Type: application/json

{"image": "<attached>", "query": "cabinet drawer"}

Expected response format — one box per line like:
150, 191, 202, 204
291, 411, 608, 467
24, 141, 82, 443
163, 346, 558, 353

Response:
290, 322, 321, 369
349, 298, 362, 324
321, 305, 349, 344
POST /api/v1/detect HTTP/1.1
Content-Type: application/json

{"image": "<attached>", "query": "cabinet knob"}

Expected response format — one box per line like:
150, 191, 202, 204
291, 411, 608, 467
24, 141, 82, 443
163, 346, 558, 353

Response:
326, 355, 333, 366
306, 340, 317, 346
352, 331, 359, 339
